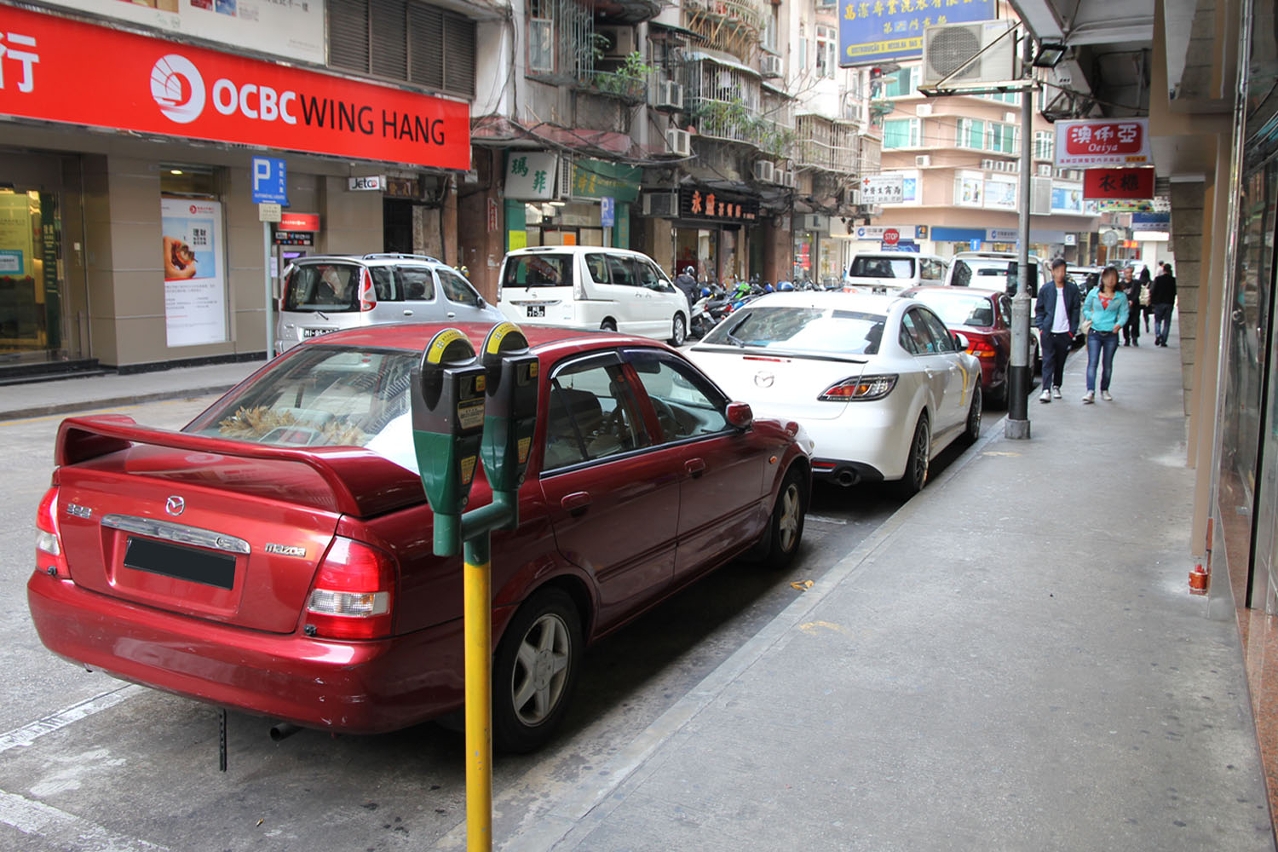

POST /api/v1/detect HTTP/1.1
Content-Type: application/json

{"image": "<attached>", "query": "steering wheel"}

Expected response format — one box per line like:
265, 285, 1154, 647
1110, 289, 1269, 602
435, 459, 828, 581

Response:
650, 397, 682, 441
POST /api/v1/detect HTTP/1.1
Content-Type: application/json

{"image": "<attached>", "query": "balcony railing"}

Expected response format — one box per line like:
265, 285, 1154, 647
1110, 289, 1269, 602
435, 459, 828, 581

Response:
686, 59, 793, 157
795, 115, 860, 174
683, 0, 766, 64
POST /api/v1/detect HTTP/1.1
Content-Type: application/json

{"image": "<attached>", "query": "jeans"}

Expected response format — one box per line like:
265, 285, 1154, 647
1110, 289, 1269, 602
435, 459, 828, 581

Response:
1153, 303, 1174, 344
1086, 329, 1120, 392
1041, 331, 1072, 390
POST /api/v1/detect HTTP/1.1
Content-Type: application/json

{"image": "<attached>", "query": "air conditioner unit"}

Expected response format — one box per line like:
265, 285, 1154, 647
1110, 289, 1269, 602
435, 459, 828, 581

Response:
805, 214, 830, 231
666, 128, 691, 157
642, 191, 678, 217
915, 154, 932, 167
752, 161, 775, 182
651, 79, 684, 110
1006, 160, 1019, 173
596, 26, 637, 58
1037, 163, 1053, 176
916, 103, 933, 116
981, 158, 996, 170
781, 170, 796, 188
1004, 112, 1018, 124
922, 20, 1016, 86
760, 54, 783, 78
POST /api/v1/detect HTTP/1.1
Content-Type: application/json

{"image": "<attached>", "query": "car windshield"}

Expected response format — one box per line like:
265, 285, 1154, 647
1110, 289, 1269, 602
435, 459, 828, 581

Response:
503, 254, 573, 288
911, 293, 995, 328
849, 256, 915, 279
951, 259, 1016, 290
701, 306, 886, 356
282, 263, 363, 312
185, 346, 421, 472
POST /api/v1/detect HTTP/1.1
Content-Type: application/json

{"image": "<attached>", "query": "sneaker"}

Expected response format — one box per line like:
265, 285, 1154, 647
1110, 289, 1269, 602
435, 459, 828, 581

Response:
1039, 390, 1052, 403
1052, 386, 1062, 399
1101, 390, 1113, 401
1082, 391, 1095, 404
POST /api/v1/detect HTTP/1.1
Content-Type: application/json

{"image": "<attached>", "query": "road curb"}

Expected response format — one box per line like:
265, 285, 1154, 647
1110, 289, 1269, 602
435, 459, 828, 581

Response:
0, 386, 239, 422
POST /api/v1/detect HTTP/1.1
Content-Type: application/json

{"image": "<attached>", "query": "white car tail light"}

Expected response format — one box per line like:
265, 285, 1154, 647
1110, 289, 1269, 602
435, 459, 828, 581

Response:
358, 268, 376, 312
35, 486, 71, 579
818, 374, 898, 402
305, 537, 395, 640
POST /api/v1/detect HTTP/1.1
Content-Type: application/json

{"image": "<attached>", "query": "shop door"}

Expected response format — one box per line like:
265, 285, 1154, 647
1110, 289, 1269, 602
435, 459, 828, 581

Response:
384, 198, 413, 253
0, 189, 65, 365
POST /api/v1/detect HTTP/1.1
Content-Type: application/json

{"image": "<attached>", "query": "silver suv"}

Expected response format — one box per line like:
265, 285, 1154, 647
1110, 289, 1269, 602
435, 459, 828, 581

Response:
275, 254, 504, 353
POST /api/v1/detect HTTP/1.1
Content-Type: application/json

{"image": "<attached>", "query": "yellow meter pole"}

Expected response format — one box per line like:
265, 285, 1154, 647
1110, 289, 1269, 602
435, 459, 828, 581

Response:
463, 535, 493, 852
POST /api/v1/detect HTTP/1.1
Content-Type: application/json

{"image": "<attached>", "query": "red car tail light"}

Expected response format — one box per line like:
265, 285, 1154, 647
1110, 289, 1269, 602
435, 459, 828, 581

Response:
966, 337, 998, 358
358, 268, 376, 313
305, 537, 395, 640
35, 486, 71, 580
819, 374, 898, 402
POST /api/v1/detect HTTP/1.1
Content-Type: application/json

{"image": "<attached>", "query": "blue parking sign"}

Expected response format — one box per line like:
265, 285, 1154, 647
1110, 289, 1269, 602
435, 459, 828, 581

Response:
600, 196, 615, 228
252, 157, 288, 205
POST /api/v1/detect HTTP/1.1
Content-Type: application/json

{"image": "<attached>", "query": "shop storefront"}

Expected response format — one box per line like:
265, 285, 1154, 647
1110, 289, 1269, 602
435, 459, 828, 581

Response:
503, 154, 637, 252
670, 186, 759, 285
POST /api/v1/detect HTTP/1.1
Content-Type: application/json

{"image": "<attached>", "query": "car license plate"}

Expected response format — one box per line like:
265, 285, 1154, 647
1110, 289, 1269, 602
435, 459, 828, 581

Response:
123, 537, 236, 590
526, 305, 546, 318
303, 327, 335, 338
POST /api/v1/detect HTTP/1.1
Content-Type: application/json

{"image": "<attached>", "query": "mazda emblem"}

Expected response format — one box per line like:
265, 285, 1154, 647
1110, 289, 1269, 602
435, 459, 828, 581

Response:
165, 496, 185, 516
754, 371, 775, 388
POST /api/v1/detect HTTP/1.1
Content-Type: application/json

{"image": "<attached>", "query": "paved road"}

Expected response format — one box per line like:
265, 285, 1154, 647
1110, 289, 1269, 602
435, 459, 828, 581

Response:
0, 395, 986, 850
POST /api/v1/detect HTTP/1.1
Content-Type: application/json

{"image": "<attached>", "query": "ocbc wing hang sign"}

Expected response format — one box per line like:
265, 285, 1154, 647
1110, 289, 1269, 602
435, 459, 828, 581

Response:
0, 5, 471, 170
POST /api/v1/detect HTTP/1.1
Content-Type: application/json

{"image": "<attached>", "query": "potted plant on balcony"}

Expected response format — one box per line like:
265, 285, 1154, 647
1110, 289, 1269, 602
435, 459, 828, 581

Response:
592, 50, 653, 103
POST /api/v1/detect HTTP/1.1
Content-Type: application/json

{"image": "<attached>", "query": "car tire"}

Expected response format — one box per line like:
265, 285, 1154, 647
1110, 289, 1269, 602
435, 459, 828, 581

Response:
492, 588, 583, 754
963, 386, 982, 443
895, 414, 930, 498
670, 314, 687, 346
600, 319, 617, 332
759, 466, 807, 570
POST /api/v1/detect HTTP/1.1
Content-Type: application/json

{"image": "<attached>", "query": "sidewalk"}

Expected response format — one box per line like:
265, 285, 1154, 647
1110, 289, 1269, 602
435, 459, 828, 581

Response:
441, 324, 1276, 850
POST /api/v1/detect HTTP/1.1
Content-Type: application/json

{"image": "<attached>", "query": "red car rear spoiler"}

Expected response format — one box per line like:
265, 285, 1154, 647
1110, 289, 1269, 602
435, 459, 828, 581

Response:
55, 415, 426, 518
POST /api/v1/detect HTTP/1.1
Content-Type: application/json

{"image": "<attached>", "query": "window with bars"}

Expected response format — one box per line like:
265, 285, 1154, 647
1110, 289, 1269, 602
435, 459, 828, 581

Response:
525, 0, 594, 83
328, 0, 476, 99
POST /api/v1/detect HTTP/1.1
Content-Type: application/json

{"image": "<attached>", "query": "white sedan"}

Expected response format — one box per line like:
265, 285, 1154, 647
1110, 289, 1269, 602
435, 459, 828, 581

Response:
687, 291, 982, 494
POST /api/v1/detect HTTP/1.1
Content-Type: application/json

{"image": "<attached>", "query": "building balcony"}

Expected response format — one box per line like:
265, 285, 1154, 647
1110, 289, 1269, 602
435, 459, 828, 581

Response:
795, 115, 860, 175
682, 0, 766, 65
688, 97, 794, 157
586, 0, 663, 25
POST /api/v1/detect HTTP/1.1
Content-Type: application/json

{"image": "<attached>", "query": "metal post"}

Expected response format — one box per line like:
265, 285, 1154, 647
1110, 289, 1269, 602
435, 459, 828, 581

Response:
263, 222, 275, 359
1005, 31, 1035, 440
463, 534, 493, 852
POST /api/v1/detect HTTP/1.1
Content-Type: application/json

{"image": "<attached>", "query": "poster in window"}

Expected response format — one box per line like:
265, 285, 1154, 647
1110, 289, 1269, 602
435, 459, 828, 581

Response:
161, 197, 227, 347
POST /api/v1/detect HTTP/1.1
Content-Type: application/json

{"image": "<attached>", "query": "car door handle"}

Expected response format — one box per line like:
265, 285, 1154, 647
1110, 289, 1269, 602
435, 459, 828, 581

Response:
561, 492, 592, 516
403, 310, 413, 316
685, 458, 706, 478
447, 312, 456, 318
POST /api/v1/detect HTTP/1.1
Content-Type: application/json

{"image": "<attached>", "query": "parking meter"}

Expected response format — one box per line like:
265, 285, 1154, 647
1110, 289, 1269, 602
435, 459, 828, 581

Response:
479, 322, 539, 498
411, 328, 487, 556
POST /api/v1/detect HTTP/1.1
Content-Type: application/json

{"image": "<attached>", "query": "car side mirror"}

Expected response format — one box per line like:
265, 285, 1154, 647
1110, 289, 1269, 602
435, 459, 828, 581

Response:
725, 401, 753, 430
952, 332, 969, 350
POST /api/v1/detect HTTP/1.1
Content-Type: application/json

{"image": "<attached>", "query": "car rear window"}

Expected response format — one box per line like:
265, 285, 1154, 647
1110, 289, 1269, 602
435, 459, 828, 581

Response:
702, 306, 887, 356
503, 254, 574, 288
282, 263, 363, 312
186, 346, 422, 472
911, 293, 995, 328
951, 260, 1015, 290
849, 256, 915, 279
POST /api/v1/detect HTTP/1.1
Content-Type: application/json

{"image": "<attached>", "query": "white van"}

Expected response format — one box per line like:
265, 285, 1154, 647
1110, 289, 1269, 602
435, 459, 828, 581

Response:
498, 246, 692, 345
844, 252, 949, 293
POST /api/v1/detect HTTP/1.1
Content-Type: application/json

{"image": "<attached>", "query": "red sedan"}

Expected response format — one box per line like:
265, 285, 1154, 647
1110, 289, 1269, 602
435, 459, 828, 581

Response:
902, 285, 1040, 408
28, 324, 811, 752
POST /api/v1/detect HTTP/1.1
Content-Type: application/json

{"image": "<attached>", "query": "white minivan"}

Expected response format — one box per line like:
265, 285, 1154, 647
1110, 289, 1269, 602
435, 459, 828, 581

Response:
498, 246, 691, 345
844, 252, 949, 293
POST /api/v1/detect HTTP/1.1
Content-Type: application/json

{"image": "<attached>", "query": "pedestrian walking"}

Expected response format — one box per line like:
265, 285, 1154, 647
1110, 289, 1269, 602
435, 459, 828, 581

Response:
1139, 265, 1154, 332
1152, 263, 1178, 346
1034, 257, 1082, 403
1120, 266, 1142, 346
1081, 266, 1130, 403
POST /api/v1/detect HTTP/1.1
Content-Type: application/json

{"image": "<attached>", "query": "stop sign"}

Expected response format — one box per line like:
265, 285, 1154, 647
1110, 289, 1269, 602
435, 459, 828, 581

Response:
883, 228, 900, 246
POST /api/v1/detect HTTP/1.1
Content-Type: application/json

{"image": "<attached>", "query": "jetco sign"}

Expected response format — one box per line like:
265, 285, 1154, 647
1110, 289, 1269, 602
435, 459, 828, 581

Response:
1054, 119, 1150, 168
0, 5, 470, 170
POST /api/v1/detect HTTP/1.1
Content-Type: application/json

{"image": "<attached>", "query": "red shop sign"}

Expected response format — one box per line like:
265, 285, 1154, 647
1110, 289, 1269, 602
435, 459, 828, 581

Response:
1082, 167, 1156, 200
1055, 119, 1150, 167
279, 212, 320, 232
0, 5, 470, 170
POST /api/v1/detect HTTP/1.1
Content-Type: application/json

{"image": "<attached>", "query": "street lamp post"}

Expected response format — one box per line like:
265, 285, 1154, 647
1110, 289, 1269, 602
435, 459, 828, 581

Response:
1005, 33, 1036, 441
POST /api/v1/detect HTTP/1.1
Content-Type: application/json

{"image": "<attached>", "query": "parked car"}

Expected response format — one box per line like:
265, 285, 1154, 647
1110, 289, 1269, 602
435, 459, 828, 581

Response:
944, 251, 1048, 298
28, 323, 812, 753
498, 246, 692, 345
902, 285, 1040, 408
686, 291, 982, 495
1068, 265, 1104, 296
275, 253, 503, 354
844, 251, 949, 294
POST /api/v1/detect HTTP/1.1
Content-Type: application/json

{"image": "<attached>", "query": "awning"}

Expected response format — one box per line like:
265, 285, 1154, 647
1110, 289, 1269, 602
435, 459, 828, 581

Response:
684, 50, 760, 79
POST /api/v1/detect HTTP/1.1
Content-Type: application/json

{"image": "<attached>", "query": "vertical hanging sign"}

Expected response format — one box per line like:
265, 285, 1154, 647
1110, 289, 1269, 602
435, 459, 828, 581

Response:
161, 198, 227, 347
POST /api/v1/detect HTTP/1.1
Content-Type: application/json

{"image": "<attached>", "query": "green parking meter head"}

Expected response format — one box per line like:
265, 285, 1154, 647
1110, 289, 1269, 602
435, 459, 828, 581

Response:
410, 329, 487, 547
479, 322, 539, 493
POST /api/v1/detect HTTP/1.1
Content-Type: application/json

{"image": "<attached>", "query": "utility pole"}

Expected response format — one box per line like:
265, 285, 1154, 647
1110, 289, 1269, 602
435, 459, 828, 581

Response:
1005, 31, 1036, 441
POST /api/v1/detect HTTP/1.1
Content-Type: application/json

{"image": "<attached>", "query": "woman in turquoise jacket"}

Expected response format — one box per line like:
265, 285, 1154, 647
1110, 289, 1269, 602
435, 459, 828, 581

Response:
1081, 266, 1130, 403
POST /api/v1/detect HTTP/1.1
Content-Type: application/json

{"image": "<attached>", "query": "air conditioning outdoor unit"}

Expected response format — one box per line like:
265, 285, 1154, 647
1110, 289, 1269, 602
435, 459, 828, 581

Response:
780, 170, 796, 188
760, 54, 783, 78
651, 79, 684, 110
1006, 160, 1019, 173
916, 103, 934, 116
981, 158, 996, 170
752, 161, 775, 182
915, 154, 932, 167
922, 20, 1016, 86
1037, 163, 1053, 176
1004, 112, 1018, 124
666, 128, 692, 157
642, 191, 678, 217
596, 26, 637, 58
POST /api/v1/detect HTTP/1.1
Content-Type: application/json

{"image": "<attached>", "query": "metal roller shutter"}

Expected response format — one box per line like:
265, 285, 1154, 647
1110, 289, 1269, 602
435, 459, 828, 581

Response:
328, 0, 370, 73
371, 0, 408, 80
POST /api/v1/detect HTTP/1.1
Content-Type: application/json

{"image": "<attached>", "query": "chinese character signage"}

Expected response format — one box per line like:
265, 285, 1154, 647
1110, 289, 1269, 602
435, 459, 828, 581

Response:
862, 174, 905, 204
161, 198, 227, 348
839, 0, 996, 66
1131, 212, 1171, 232
505, 152, 560, 201
679, 188, 761, 223
571, 159, 642, 203
41, 0, 325, 64
0, 5, 470, 170
1055, 119, 1150, 167
1082, 167, 1155, 201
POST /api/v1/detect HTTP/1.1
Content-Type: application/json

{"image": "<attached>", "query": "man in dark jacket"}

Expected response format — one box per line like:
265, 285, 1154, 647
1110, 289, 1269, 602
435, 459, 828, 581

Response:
1151, 264, 1178, 346
674, 266, 699, 313
1034, 258, 1082, 403
1120, 266, 1143, 346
